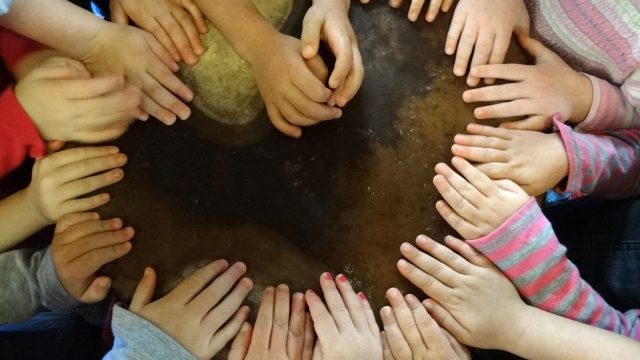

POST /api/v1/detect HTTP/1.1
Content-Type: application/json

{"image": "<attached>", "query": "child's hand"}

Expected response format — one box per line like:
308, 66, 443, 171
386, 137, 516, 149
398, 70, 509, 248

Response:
109, 0, 207, 65
228, 285, 315, 360
52, 212, 134, 303
251, 33, 342, 138
463, 35, 593, 129
397, 235, 527, 350
26, 146, 127, 225
14, 56, 143, 143
306, 273, 383, 360
81, 22, 194, 125
386, 0, 455, 23
129, 261, 254, 360
446, 0, 529, 86
452, 124, 569, 196
433, 156, 528, 239
301, 0, 364, 107
380, 289, 470, 360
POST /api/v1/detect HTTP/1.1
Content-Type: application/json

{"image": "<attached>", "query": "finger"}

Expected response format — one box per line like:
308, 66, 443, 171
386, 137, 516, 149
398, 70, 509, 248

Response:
288, 292, 306, 359
228, 322, 252, 360
408, 0, 426, 22
397, 259, 450, 301
441, 327, 471, 359
469, 64, 528, 82
474, 99, 536, 120
443, 236, 493, 268
75, 84, 142, 128
422, 299, 465, 339
170, 260, 230, 304
389, 0, 404, 8
305, 55, 329, 84
335, 274, 368, 331
57, 218, 124, 246
466, 30, 494, 86
302, 314, 315, 360
450, 156, 499, 198
174, 8, 205, 57
486, 32, 511, 77
266, 103, 302, 138
450, 144, 509, 163
279, 98, 320, 127
209, 306, 251, 356
432, 176, 479, 233
335, 44, 364, 107
414, 235, 470, 275
130, 267, 157, 312
140, 94, 177, 125
40, 146, 120, 171
144, 17, 181, 62
61, 76, 126, 99
500, 115, 550, 131
358, 292, 380, 337
405, 294, 453, 353
434, 200, 481, 239
301, 9, 322, 60
453, 22, 478, 77
381, 331, 394, 360
319, 272, 354, 332
57, 152, 127, 185
59, 193, 111, 215
254, 286, 276, 350
518, 35, 555, 62
288, 86, 342, 121
445, 10, 465, 55
327, 33, 354, 90
400, 240, 463, 285
291, 59, 333, 103
270, 284, 291, 351
73, 126, 131, 143
67, 227, 134, 267
441, 0, 454, 12
158, 13, 197, 65
191, 261, 248, 312
78, 276, 112, 303
109, 0, 129, 24
474, 162, 512, 180
55, 212, 100, 234
306, 288, 339, 338
141, 69, 192, 120
386, 288, 426, 354
380, 306, 412, 360
453, 133, 509, 150
434, 162, 486, 208
181, 0, 208, 34
462, 83, 527, 103
425, 0, 441, 22
61, 168, 125, 200
203, 277, 254, 331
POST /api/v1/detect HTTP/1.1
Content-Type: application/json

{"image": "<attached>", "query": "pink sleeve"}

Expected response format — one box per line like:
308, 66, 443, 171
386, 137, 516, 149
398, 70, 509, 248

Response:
554, 118, 640, 199
0, 86, 45, 179
0, 27, 46, 72
576, 71, 640, 132
468, 198, 640, 339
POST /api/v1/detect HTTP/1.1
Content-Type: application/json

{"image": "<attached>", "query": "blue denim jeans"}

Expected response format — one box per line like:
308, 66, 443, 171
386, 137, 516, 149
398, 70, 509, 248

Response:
543, 195, 640, 311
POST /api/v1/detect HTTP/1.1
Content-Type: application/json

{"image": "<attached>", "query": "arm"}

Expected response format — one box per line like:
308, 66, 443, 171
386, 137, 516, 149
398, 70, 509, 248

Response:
556, 119, 640, 199
575, 70, 640, 132
468, 199, 640, 338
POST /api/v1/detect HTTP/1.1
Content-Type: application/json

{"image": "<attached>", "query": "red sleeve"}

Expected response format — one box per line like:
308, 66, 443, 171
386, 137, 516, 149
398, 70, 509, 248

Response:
0, 86, 45, 179
0, 27, 46, 72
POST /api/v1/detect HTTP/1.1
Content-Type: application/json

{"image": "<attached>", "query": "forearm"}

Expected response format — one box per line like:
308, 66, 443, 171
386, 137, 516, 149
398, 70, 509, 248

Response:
192, 0, 279, 66
506, 305, 640, 360
0, 0, 104, 59
0, 189, 47, 251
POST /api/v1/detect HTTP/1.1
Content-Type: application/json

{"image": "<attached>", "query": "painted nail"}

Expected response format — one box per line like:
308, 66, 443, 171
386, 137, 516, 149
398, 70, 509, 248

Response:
337, 274, 348, 283
358, 292, 367, 301
322, 272, 332, 280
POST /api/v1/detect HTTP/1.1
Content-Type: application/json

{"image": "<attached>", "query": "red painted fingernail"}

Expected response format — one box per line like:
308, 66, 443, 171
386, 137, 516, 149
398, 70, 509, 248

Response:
358, 292, 367, 301
322, 272, 332, 280
337, 274, 348, 282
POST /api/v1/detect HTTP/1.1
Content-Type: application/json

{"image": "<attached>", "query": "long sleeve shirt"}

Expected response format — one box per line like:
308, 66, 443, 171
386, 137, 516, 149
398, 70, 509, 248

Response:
529, 0, 640, 131
468, 198, 640, 339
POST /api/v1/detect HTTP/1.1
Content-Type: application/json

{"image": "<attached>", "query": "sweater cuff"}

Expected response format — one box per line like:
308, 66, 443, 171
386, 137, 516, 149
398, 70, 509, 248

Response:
36, 247, 82, 312
0, 86, 45, 158
106, 305, 196, 360
553, 118, 583, 194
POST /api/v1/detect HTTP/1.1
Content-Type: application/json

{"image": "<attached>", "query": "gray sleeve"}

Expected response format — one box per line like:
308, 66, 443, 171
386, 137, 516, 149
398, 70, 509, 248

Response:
0, 0, 12, 15
103, 305, 196, 360
0, 247, 80, 324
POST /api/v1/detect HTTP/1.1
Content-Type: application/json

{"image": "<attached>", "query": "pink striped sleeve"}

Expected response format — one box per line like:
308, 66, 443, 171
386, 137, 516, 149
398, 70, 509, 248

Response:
468, 198, 640, 339
576, 71, 640, 132
554, 118, 640, 198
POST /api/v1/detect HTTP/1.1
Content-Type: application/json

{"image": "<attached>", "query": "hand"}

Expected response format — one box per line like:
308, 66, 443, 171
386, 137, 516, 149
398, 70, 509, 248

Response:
380, 289, 470, 360
445, 0, 529, 86
397, 235, 527, 350
14, 56, 142, 143
129, 261, 254, 360
306, 273, 383, 360
249, 32, 342, 138
452, 123, 569, 196
433, 156, 529, 239
52, 212, 134, 303
25, 146, 127, 226
386, 0, 455, 23
301, 0, 364, 107
228, 285, 315, 360
463, 35, 593, 129
110, 0, 207, 65
80, 22, 193, 125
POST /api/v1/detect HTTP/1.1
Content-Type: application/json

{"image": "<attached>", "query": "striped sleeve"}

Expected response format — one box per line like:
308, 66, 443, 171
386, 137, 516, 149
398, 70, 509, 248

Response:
555, 118, 640, 199
576, 71, 640, 132
468, 198, 640, 339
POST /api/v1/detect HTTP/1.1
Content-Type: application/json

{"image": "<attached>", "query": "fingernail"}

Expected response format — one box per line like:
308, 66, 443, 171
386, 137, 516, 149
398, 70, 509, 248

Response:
416, 234, 429, 242
322, 272, 332, 280
101, 193, 111, 202
164, 115, 177, 125
143, 267, 151, 277
179, 108, 191, 120
358, 292, 367, 301
108, 146, 120, 153
400, 242, 412, 252
445, 47, 454, 55
336, 274, 348, 282
294, 292, 304, 301
241, 322, 250, 332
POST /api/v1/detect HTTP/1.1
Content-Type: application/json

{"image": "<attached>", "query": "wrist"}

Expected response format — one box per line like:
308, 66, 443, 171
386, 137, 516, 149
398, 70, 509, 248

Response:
497, 303, 535, 354
23, 186, 50, 228
312, 0, 350, 12
239, 26, 282, 67
568, 73, 593, 124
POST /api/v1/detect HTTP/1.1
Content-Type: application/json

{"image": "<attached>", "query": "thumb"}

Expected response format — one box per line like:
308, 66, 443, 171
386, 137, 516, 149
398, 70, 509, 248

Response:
517, 34, 555, 63
45, 140, 66, 155
129, 267, 157, 312
79, 276, 112, 303
109, 0, 130, 24
301, 9, 323, 60
227, 322, 252, 360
